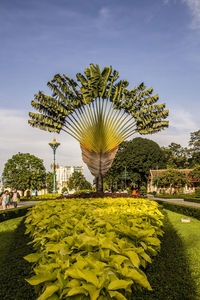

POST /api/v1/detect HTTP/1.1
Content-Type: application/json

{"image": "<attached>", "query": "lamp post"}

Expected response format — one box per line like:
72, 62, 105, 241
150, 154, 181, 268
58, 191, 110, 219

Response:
49, 138, 60, 193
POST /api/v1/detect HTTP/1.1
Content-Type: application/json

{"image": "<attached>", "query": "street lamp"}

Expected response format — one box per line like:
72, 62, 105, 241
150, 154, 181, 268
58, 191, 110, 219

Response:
49, 138, 60, 193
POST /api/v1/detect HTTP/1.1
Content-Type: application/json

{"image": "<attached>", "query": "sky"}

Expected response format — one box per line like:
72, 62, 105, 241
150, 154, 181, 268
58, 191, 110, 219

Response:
0, 0, 200, 182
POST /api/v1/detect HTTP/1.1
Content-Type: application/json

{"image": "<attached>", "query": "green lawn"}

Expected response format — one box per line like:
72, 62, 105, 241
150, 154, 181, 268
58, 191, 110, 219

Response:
0, 217, 23, 265
0, 210, 200, 299
0, 217, 35, 300
136, 209, 200, 299
166, 209, 200, 298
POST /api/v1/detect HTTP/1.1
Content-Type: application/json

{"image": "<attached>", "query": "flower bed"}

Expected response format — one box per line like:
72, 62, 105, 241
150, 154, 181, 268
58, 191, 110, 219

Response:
24, 198, 163, 300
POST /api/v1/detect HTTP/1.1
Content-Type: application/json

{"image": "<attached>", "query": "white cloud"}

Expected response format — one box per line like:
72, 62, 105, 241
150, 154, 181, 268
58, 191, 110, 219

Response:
147, 107, 197, 147
184, 0, 200, 29
99, 7, 110, 19
0, 109, 93, 182
164, 0, 200, 29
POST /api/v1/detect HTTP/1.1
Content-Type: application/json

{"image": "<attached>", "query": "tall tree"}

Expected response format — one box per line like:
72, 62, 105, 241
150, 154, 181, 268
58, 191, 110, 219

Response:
68, 171, 92, 191
105, 137, 166, 189
188, 130, 200, 166
2, 153, 46, 195
161, 142, 189, 168
46, 172, 54, 193
29, 64, 169, 192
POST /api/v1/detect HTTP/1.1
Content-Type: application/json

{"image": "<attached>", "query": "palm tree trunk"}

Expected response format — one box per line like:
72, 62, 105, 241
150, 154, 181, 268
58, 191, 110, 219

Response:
96, 174, 103, 193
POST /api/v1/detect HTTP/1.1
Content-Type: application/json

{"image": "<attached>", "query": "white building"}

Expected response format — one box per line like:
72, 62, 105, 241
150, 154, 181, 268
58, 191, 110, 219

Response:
56, 165, 83, 192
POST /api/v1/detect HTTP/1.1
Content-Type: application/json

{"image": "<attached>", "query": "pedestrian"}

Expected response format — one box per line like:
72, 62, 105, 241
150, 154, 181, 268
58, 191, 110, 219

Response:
12, 189, 19, 208
1, 190, 10, 210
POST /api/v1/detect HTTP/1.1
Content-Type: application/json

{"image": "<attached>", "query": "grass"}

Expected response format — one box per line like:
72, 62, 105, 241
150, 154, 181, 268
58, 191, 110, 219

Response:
135, 209, 198, 300
0, 217, 23, 266
0, 218, 35, 300
166, 210, 200, 298
0, 208, 200, 299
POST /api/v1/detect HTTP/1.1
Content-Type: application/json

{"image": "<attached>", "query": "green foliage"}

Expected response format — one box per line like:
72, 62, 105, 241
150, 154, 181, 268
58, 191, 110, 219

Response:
136, 210, 198, 299
29, 64, 168, 137
0, 217, 23, 265
155, 201, 200, 220
189, 130, 200, 166
21, 194, 61, 201
0, 206, 33, 223
139, 186, 147, 197
46, 172, 54, 193
61, 186, 68, 193
105, 137, 166, 189
68, 171, 92, 191
189, 165, 200, 183
25, 198, 163, 299
29, 64, 168, 193
161, 143, 189, 168
154, 168, 189, 192
2, 153, 46, 194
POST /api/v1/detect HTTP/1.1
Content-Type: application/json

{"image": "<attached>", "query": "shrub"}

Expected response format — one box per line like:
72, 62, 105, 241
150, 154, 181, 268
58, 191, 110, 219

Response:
140, 186, 147, 197
21, 194, 61, 201
24, 198, 164, 299
155, 200, 200, 221
0, 206, 33, 223
26, 190, 31, 197
61, 187, 68, 194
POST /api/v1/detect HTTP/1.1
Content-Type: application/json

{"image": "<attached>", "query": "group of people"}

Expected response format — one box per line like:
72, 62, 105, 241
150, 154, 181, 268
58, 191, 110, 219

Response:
0, 189, 20, 210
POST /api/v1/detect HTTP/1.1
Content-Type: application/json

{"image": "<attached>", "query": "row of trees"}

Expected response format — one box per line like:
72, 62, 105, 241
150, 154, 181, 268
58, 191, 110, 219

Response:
162, 130, 200, 168
103, 130, 200, 191
1, 153, 91, 195
2, 129, 200, 194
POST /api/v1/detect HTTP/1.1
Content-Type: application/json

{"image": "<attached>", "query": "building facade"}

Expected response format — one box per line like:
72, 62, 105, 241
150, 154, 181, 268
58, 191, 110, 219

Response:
147, 169, 198, 194
56, 165, 83, 193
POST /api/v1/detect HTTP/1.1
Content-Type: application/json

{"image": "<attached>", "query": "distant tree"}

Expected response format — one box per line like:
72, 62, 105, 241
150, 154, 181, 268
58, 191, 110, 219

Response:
46, 172, 54, 193
154, 168, 189, 193
161, 142, 189, 168
188, 130, 200, 166
61, 186, 68, 194
104, 137, 166, 190
2, 153, 46, 195
189, 165, 200, 183
68, 171, 92, 191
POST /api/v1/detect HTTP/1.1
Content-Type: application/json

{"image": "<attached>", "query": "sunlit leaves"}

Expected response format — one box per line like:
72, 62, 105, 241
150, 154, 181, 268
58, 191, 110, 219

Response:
25, 197, 163, 299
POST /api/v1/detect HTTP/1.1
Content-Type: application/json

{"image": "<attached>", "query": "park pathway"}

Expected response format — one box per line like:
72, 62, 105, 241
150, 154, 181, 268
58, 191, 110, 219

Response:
0, 201, 40, 211
148, 194, 200, 208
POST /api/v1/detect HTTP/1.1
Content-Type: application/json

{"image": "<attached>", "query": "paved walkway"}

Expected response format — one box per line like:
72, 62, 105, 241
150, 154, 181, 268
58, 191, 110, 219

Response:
148, 195, 200, 208
0, 201, 40, 211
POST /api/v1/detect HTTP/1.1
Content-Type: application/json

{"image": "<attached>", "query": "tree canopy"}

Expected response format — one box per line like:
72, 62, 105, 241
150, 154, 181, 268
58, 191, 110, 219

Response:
154, 168, 189, 192
161, 142, 189, 168
2, 153, 46, 195
105, 137, 166, 189
29, 64, 169, 191
68, 171, 92, 191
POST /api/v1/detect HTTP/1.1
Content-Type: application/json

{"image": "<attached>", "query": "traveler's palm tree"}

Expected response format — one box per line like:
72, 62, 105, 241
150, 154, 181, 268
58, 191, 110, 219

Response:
29, 64, 169, 192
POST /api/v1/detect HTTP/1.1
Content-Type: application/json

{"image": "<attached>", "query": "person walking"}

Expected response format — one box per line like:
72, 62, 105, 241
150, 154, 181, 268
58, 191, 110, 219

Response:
1, 190, 10, 210
12, 189, 19, 208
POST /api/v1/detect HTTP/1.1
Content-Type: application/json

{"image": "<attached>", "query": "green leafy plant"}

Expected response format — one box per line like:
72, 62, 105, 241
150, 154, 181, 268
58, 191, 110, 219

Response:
24, 197, 163, 299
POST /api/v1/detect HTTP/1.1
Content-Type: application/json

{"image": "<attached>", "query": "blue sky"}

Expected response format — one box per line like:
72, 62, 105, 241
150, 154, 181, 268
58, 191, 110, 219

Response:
0, 0, 200, 181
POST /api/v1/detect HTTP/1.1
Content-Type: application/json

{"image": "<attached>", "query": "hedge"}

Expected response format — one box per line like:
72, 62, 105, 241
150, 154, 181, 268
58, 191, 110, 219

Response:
21, 194, 61, 202
155, 200, 200, 220
0, 206, 33, 223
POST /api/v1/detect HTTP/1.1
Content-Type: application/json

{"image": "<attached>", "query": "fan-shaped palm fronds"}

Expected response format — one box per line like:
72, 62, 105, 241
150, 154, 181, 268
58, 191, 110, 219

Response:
29, 64, 169, 192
